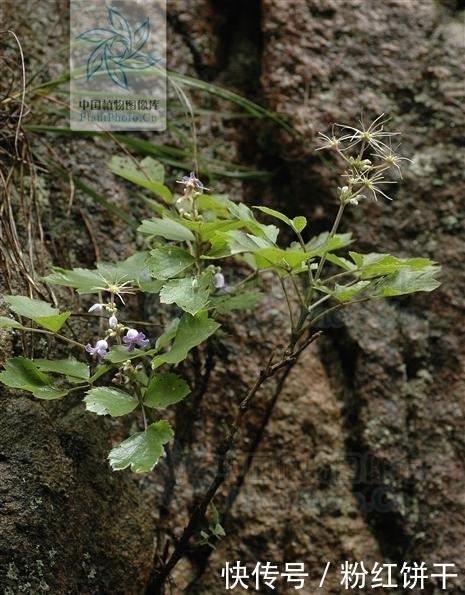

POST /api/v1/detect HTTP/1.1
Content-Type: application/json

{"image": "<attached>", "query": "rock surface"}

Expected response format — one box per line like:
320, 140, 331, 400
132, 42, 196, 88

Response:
1, 0, 464, 594
0, 393, 154, 595
166, 0, 465, 593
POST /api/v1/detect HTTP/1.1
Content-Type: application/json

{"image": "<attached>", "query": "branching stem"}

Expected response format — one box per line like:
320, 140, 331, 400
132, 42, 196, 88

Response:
146, 330, 321, 594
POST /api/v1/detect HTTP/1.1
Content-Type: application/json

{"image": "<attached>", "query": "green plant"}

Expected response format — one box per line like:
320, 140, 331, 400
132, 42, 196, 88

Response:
0, 116, 440, 591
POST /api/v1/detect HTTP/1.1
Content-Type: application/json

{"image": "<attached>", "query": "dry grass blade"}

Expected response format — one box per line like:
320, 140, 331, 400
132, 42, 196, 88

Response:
0, 29, 49, 298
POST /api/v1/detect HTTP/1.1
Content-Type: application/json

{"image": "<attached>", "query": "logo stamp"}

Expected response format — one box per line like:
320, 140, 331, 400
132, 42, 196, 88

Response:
70, 0, 166, 131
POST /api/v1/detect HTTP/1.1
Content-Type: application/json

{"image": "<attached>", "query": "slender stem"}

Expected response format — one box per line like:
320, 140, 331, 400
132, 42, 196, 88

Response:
308, 296, 373, 328
278, 277, 295, 333
298, 200, 347, 333
140, 403, 148, 430
288, 270, 306, 309
295, 229, 307, 252
17, 326, 85, 349
295, 229, 314, 291
319, 268, 360, 285
137, 390, 148, 431
65, 383, 92, 394
194, 232, 202, 276
306, 292, 332, 314
313, 200, 346, 284
146, 331, 321, 594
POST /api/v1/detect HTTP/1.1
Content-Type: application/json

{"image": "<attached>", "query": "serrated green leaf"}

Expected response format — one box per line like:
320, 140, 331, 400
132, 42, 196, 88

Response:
0, 316, 25, 329
108, 155, 172, 203
34, 313, 71, 332
0, 357, 50, 388
139, 278, 165, 294
44, 267, 105, 293
140, 156, 166, 184
0, 357, 66, 399
350, 252, 438, 280
343, 252, 441, 297
45, 256, 149, 295
143, 197, 166, 216
108, 420, 173, 472
155, 317, 180, 350
32, 385, 68, 400
253, 247, 310, 274
138, 217, 195, 241
225, 230, 274, 255
325, 253, 357, 271
183, 219, 244, 244
144, 372, 190, 408
35, 358, 89, 381
203, 233, 232, 258
305, 232, 353, 256
153, 312, 220, 367
373, 267, 441, 297
227, 201, 256, 222
160, 273, 212, 315
115, 251, 151, 285
195, 193, 231, 218
227, 203, 280, 242
331, 280, 372, 302
147, 247, 194, 280
259, 224, 280, 243
93, 261, 138, 288
84, 387, 139, 416
4, 296, 70, 331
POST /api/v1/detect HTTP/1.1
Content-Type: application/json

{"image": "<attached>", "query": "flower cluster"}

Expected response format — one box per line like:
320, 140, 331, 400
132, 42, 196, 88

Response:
177, 171, 208, 192
175, 171, 209, 220
85, 326, 150, 360
316, 114, 410, 206
85, 327, 150, 360
84, 276, 150, 361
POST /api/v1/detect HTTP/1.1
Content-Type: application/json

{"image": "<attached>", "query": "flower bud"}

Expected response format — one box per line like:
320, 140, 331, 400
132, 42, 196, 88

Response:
213, 272, 226, 290
88, 303, 104, 313
339, 186, 351, 202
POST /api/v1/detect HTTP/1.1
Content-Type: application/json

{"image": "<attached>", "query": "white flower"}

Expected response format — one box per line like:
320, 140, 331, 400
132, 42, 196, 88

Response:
213, 272, 228, 291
